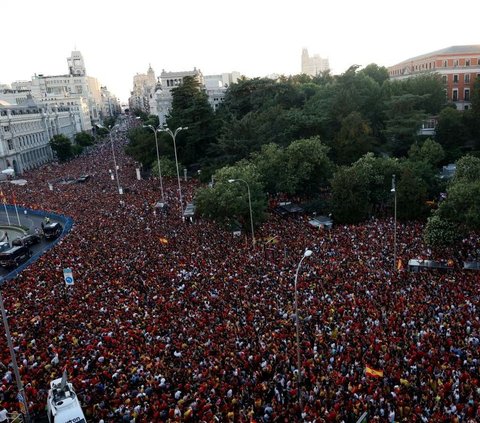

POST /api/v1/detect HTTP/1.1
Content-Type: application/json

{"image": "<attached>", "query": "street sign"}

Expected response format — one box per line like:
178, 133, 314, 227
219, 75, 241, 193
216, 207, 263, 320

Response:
63, 268, 74, 286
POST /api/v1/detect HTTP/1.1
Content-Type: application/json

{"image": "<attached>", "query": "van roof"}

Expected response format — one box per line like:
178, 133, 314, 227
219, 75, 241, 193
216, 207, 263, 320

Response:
0, 246, 26, 255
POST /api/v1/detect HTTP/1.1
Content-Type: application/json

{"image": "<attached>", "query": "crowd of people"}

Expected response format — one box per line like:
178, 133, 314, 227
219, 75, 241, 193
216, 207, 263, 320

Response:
0, 117, 479, 422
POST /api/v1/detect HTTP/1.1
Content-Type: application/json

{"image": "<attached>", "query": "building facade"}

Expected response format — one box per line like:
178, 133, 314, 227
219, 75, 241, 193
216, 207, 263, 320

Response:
129, 66, 157, 115
149, 68, 204, 125
301, 48, 330, 76
0, 101, 78, 174
147, 69, 240, 123
0, 51, 119, 132
388, 45, 480, 111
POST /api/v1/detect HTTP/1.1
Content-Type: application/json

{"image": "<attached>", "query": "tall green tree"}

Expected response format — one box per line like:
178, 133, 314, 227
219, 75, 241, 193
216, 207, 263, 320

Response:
75, 131, 95, 147
408, 138, 445, 166
330, 165, 371, 223
166, 76, 218, 166
333, 112, 377, 165
282, 137, 333, 195
383, 93, 427, 157
195, 162, 267, 230
425, 155, 480, 246
50, 134, 75, 162
435, 107, 469, 160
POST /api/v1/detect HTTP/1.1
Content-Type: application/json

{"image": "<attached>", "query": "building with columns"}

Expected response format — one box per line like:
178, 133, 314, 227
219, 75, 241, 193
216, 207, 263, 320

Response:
0, 101, 78, 174
388, 45, 480, 110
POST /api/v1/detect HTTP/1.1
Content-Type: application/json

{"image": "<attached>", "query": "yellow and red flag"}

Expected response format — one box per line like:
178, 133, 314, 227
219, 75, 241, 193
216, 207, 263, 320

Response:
159, 237, 168, 245
365, 366, 384, 378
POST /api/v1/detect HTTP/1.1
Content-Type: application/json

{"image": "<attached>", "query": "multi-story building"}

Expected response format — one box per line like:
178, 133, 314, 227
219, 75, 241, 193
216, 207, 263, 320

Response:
149, 68, 204, 125
128, 65, 157, 115
148, 69, 240, 122
100, 86, 120, 120
301, 48, 330, 76
388, 45, 480, 111
0, 50, 121, 132
29, 51, 100, 132
204, 72, 241, 111
0, 101, 78, 174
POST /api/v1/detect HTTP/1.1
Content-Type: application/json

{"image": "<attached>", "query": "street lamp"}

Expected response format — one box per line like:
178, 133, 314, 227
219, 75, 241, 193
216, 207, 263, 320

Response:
391, 174, 397, 271
143, 125, 165, 202
98, 124, 122, 195
228, 178, 255, 248
158, 126, 188, 219
294, 249, 313, 416
0, 282, 31, 422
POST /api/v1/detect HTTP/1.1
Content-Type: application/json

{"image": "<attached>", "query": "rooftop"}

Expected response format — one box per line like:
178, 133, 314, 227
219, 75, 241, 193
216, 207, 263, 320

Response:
393, 45, 480, 66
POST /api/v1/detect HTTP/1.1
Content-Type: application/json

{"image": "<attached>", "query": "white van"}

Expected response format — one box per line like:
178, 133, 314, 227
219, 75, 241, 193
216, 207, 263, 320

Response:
47, 374, 87, 423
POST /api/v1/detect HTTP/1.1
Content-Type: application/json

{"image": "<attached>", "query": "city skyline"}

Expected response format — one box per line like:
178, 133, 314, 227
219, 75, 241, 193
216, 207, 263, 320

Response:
1, 0, 479, 103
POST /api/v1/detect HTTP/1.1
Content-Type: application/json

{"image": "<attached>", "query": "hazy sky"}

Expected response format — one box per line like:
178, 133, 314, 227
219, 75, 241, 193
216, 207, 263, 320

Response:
1, 0, 479, 102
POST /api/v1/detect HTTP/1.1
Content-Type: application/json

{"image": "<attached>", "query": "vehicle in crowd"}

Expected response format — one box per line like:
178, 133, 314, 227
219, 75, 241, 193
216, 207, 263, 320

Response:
47, 373, 87, 423
44, 222, 63, 240
0, 245, 32, 268
76, 174, 91, 183
12, 233, 41, 247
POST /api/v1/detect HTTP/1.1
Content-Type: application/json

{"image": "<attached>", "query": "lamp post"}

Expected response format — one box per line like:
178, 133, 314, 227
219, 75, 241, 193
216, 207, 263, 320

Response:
98, 124, 122, 195
0, 283, 31, 422
143, 125, 165, 202
294, 249, 313, 417
391, 174, 397, 271
158, 127, 188, 219
228, 178, 255, 248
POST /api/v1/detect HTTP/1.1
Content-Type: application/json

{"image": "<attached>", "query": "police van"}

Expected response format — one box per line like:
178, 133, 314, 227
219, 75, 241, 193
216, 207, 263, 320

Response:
47, 373, 87, 423
0, 245, 32, 268
44, 222, 63, 240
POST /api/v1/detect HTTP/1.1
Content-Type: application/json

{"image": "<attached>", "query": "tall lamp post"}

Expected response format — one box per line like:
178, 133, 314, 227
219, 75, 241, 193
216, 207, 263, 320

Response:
158, 127, 188, 219
98, 124, 122, 195
294, 249, 313, 416
391, 174, 397, 271
228, 178, 255, 248
143, 124, 165, 202
0, 282, 31, 422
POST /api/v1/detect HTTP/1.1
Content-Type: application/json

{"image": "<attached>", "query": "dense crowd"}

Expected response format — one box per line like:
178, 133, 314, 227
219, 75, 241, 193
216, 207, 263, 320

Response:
0, 117, 479, 422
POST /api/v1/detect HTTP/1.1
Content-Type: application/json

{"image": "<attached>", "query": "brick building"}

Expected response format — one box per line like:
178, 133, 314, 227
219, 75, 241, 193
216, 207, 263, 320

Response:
388, 45, 480, 110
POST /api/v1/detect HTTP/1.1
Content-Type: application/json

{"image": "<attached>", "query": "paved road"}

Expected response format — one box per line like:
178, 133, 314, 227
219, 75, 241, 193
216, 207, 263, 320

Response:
0, 208, 65, 279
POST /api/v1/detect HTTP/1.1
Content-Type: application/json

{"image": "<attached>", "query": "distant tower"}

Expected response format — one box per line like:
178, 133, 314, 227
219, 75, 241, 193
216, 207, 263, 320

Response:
147, 64, 156, 86
67, 51, 86, 76
301, 48, 329, 76
301, 48, 310, 74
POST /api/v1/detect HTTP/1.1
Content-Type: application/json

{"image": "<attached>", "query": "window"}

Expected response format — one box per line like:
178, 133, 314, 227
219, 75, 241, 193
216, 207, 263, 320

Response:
465, 89, 470, 101
453, 74, 459, 83
444, 60, 448, 67
465, 74, 470, 83
452, 89, 458, 101
442, 75, 448, 84
454, 59, 459, 66
466, 59, 470, 66
7, 140, 13, 150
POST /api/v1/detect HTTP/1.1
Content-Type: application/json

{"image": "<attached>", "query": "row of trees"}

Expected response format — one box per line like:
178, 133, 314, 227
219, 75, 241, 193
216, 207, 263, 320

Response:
49, 132, 95, 162
126, 66, 480, 247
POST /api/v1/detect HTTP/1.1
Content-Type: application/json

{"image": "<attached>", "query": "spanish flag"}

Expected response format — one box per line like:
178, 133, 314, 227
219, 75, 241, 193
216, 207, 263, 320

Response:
365, 366, 384, 378
159, 237, 168, 245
